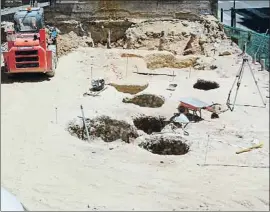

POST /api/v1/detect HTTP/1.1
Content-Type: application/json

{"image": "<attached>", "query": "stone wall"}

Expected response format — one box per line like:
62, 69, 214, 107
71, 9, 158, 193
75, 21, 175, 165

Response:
44, 0, 218, 22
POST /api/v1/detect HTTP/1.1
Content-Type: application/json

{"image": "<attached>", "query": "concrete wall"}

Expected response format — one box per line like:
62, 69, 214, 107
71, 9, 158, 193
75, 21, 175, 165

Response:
1, 0, 22, 8
44, 0, 218, 22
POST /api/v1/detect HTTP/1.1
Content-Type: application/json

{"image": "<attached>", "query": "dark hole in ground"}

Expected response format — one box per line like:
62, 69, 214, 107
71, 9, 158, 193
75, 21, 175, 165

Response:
67, 116, 138, 143
185, 113, 203, 122
193, 79, 220, 91
139, 134, 190, 155
211, 112, 219, 119
170, 112, 203, 123
133, 116, 166, 134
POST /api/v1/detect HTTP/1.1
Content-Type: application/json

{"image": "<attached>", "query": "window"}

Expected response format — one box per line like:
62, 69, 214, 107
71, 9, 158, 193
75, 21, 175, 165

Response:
16, 16, 38, 32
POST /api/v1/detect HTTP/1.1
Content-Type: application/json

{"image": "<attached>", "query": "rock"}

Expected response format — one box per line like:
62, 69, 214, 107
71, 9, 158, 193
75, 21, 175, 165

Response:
219, 50, 232, 56
183, 33, 203, 55
210, 65, 217, 70
182, 22, 189, 27
199, 35, 208, 45
193, 56, 215, 70
161, 123, 177, 133
123, 94, 165, 108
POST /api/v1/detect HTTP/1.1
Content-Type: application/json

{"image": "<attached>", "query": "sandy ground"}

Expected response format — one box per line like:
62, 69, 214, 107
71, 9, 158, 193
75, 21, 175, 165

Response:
1, 47, 269, 211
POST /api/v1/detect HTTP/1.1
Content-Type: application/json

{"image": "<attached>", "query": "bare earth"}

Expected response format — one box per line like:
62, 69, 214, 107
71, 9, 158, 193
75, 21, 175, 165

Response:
1, 46, 269, 211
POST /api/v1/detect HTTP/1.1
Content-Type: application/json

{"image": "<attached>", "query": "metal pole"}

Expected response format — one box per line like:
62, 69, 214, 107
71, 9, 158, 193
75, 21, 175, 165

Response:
233, 0, 237, 28
91, 66, 93, 81
80, 105, 90, 141
90, 56, 94, 81
226, 59, 244, 110
126, 57, 128, 78
55, 107, 58, 124
247, 62, 266, 106
204, 134, 210, 165
230, 7, 234, 27
221, 8, 223, 23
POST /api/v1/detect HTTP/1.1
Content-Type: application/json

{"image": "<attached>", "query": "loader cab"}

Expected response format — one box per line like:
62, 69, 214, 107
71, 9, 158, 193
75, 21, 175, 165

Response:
14, 7, 45, 33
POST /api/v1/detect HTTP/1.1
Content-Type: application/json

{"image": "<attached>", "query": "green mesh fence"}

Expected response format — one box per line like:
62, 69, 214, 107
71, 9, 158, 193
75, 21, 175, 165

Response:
223, 25, 269, 71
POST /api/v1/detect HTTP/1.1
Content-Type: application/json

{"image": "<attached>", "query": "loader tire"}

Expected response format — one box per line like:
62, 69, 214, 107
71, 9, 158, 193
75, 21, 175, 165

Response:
46, 51, 56, 78
46, 45, 57, 78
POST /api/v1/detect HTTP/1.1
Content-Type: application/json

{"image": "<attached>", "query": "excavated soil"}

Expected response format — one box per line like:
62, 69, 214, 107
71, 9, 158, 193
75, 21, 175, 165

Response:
123, 94, 165, 108
110, 83, 148, 94
145, 53, 198, 70
138, 134, 190, 155
67, 116, 138, 143
54, 15, 238, 59
57, 31, 94, 57
193, 79, 220, 91
133, 116, 166, 134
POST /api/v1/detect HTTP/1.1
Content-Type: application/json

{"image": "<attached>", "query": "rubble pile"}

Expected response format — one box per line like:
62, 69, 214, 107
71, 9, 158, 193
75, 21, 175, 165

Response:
57, 31, 94, 57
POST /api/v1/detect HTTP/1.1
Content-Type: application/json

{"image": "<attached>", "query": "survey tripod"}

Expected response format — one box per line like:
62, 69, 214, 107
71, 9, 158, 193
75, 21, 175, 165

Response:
226, 55, 266, 111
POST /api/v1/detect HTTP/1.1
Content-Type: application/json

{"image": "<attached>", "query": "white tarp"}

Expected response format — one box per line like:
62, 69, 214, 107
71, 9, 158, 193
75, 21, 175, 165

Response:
1, 187, 25, 211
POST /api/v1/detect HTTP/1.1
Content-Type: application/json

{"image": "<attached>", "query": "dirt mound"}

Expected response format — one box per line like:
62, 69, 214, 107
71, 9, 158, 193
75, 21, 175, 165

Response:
67, 116, 138, 143
114, 17, 229, 56
123, 94, 165, 108
193, 79, 220, 91
133, 116, 166, 134
57, 31, 94, 57
110, 83, 148, 94
145, 53, 198, 70
138, 134, 190, 155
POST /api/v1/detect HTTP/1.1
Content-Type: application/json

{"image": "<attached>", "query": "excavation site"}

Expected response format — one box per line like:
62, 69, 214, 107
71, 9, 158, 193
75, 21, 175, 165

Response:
1, 0, 269, 211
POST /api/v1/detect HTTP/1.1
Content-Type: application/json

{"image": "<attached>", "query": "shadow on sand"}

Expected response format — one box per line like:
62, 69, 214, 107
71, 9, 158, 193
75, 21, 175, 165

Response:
1, 71, 51, 84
